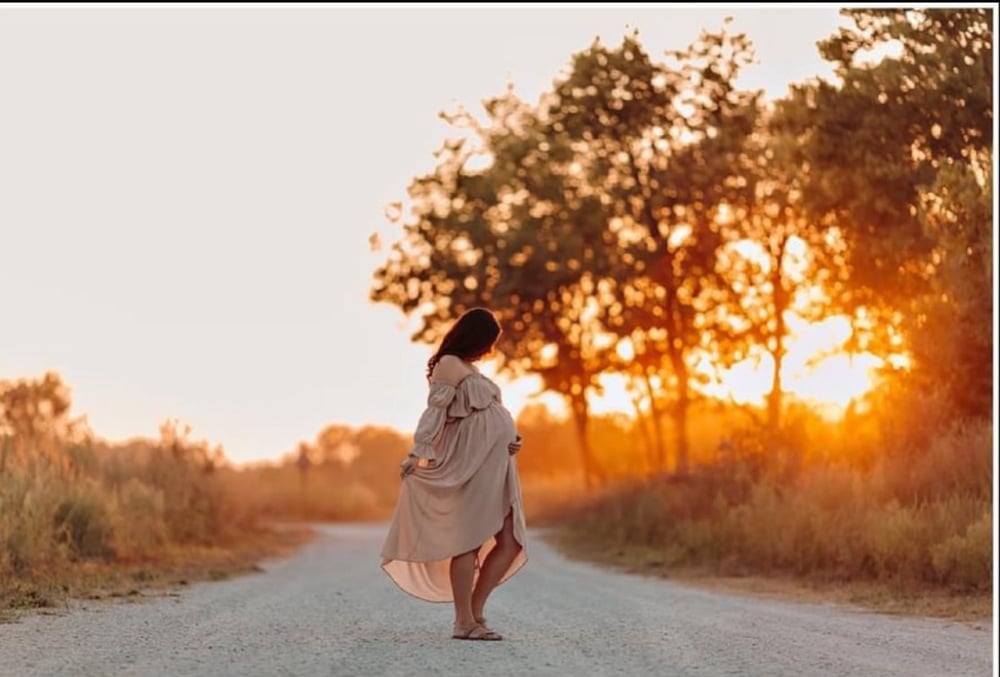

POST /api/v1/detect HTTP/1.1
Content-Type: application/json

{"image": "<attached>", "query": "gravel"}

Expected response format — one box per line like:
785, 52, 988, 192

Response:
0, 523, 992, 677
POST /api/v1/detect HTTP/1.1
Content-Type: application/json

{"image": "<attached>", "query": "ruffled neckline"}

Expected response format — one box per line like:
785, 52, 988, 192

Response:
444, 371, 501, 418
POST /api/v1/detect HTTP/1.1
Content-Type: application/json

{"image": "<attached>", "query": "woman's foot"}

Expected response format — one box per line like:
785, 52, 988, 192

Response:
452, 621, 503, 641
474, 616, 502, 638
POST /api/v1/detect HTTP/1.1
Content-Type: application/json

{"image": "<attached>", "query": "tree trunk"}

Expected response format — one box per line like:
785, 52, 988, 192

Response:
627, 375, 656, 473
627, 148, 690, 474
672, 363, 691, 477
569, 390, 599, 489
767, 237, 790, 435
664, 282, 691, 476
767, 344, 784, 435
641, 370, 668, 472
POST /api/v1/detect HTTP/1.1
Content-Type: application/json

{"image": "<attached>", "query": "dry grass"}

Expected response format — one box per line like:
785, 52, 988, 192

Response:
4, 372, 992, 624
546, 419, 993, 618
547, 530, 992, 624
1, 523, 314, 623
0, 391, 288, 618
219, 463, 396, 523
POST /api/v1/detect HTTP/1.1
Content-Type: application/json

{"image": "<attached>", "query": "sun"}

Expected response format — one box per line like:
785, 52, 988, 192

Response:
586, 315, 897, 421
696, 315, 892, 418
492, 314, 903, 424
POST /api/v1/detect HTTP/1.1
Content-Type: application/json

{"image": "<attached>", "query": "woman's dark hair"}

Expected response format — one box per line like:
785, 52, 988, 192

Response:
426, 307, 502, 380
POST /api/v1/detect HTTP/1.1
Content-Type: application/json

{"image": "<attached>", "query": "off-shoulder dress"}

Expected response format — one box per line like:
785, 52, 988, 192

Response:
380, 367, 528, 602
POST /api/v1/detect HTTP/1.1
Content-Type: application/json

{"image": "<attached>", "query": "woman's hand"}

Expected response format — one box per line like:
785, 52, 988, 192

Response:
400, 455, 437, 478
508, 435, 523, 455
400, 455, 419, 478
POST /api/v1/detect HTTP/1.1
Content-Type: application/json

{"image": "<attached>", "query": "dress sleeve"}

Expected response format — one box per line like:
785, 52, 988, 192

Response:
409, 382, 458, 460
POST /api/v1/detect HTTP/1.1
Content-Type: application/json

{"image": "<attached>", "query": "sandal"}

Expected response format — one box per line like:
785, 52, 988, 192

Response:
475, 616, 495, 630
452, 622, 503, 641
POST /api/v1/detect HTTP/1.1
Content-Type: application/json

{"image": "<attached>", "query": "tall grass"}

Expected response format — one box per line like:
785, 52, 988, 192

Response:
6, 369, 990, 611
1, 402, 265, 610
554, 419, 993, 593
221, 463, 394, 522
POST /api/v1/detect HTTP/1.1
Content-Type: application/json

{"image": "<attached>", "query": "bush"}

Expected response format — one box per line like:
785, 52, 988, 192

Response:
53, 490, 114, 560
929, 509, 993, 592
559, 419, 993, 591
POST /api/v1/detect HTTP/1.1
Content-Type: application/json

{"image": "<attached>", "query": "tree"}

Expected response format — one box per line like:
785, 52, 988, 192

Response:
373, 27, 763, 479
774, 8, 992, 418
542, 28, 760, 473
909, 153, 993, 417
710, 127, 850, 435
0, 372, 76, 477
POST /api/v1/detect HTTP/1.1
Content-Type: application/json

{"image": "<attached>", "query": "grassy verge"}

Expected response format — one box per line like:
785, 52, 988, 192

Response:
545, 529, 991, 624
0, 404, 317, 622
1, 523, 314, 623
540, 419, 993, 624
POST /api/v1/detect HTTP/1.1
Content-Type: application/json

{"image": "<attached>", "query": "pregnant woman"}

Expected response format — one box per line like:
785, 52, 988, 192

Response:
381, 307, 527, 641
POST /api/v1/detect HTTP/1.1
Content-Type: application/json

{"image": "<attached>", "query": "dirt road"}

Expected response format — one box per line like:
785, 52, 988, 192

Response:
0, 523, 992, 676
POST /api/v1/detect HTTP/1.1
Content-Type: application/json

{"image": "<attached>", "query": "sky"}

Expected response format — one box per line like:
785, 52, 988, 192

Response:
0, 4, 850, 464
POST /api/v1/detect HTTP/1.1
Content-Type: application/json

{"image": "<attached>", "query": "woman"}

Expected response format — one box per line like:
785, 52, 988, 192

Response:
380, 307, 528, 641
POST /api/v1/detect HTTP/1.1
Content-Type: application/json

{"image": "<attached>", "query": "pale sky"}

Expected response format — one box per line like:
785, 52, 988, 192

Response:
0, 4, 848, 464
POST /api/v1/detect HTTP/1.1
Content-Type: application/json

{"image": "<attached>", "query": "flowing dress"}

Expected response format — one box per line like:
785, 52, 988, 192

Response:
380, 369, 528, 602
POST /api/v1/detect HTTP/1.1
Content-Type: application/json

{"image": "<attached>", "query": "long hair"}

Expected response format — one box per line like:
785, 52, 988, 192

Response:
426, 307, 502, 380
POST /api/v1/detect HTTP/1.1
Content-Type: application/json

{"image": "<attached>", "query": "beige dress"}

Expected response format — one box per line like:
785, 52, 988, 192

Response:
380, 366, 528, 602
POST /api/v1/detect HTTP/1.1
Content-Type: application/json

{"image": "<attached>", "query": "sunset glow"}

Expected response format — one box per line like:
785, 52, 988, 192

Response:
530, 314, 903, 423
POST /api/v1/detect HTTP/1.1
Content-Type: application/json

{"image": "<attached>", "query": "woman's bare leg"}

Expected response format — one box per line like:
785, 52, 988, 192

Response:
450, 548, 479, 630
471, 511, 522, 621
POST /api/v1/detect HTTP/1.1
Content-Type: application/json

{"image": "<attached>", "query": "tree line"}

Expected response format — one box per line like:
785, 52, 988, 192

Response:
371, 9, 992, 487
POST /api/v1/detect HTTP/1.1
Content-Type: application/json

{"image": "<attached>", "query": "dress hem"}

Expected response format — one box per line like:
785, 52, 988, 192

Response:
380, 504, 527, 604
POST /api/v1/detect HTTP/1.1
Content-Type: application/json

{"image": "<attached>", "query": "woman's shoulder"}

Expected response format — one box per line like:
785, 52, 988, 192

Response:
431, 355, 475, 387
437, 354, 466, 368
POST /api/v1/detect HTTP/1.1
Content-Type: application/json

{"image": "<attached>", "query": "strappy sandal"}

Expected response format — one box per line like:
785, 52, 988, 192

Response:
452, 622, 503, 641
475, 616, 502, 637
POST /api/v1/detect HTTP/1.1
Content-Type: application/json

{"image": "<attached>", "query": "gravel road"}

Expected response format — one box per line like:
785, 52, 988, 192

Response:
0, 523, 992, 676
